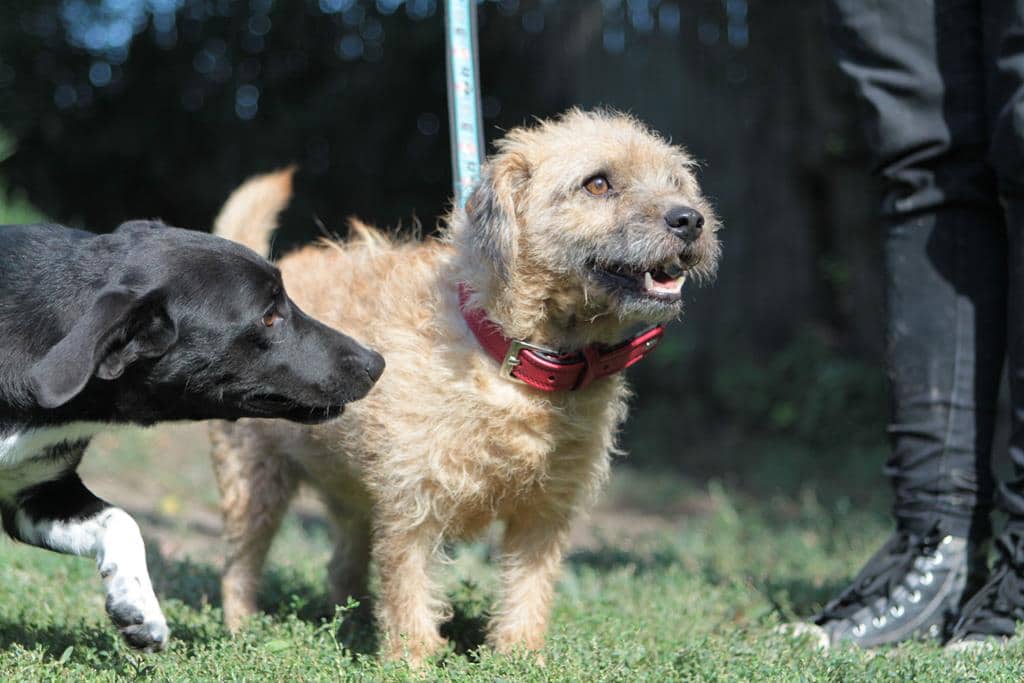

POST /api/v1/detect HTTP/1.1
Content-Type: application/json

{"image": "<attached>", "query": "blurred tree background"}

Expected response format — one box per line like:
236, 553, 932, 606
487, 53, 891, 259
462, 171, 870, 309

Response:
0, 0, 899, 500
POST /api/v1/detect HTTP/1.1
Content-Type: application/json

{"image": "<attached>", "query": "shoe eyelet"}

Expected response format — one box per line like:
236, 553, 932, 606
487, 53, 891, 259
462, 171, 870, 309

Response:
872, 616, 887, 628
941, 535, 953, 545
909, 590, 921, 603
890, 604, 905, 617
852, 623, 866, 637
930, 551, 943, 565
920, 570, 934, 586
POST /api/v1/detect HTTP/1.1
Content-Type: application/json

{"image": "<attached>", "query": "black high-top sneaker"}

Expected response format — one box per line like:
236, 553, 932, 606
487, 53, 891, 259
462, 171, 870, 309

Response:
792, 524, 987, 650
946, 530, 1024, 651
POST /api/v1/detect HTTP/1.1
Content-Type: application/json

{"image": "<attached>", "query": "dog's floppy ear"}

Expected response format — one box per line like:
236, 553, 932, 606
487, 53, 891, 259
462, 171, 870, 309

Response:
464, 151, 529, 279
94, 290, 177, 381
28, 287, 177, 408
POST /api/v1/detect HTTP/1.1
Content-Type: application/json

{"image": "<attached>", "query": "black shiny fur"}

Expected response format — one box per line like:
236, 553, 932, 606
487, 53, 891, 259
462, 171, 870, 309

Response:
0, 220, 384, 651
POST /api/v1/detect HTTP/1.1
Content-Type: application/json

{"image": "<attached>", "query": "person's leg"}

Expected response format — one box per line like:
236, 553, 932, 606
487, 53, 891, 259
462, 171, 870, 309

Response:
883, 204, 1005, 539
990, 1, 1024, 541
948, 206, 1024, 647
811, 0, 1006, 649
948, 3, 1024, 645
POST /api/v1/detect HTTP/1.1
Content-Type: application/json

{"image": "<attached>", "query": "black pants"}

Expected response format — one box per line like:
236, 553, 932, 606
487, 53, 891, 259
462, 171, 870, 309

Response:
826, 0, 1024, 538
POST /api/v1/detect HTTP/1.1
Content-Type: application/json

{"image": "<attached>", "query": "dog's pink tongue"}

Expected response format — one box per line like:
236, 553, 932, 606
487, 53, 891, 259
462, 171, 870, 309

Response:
644, 271, 685, 294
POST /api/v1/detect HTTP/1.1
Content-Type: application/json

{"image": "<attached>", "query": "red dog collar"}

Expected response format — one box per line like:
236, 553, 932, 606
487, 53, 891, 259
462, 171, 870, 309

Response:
457, 283, 664, 391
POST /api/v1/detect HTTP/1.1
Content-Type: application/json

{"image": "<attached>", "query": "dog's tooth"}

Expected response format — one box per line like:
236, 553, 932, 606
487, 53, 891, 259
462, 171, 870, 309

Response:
644, 272, 654, 291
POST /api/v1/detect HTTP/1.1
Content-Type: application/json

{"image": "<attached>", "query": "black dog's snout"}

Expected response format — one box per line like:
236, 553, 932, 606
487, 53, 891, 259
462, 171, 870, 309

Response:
364, 350, 386, 383
664, 206, 704, 242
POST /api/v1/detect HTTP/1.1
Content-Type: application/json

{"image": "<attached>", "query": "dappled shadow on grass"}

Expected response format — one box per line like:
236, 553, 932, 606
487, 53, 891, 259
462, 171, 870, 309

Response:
752, 574, 853, 622
0, 620, 108, 661
148, 552, 333, 622
146, 550, 491, 657
122, 505, 331, 550
129, 509, 221, 540
566, 545, 680, 575
328, 599, 487, 658
0, 566, 487, 671
148, 554, 220, 610
145, 551, 378, 650
441, 607, 488, 657
0, 619, 163, 676
619, 424, 893, 518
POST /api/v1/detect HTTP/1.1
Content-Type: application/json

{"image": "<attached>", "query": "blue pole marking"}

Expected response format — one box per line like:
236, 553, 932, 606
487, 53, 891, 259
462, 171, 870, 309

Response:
445, 0, 484, 209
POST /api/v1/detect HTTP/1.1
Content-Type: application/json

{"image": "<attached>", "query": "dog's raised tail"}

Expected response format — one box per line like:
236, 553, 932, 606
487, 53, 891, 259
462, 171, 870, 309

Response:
213, 166, 295, 257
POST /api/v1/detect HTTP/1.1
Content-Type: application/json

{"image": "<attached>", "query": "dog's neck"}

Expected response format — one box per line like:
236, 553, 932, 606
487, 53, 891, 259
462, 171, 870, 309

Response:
457, 282, 663, 392
445, 207, 655, 351
451, 259, 644, 353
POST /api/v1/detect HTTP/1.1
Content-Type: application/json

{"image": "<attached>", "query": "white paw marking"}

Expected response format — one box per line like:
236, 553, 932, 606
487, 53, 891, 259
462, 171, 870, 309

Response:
102, 564, 169, 651
97, 509, 168, 651
10, 496, 168, 650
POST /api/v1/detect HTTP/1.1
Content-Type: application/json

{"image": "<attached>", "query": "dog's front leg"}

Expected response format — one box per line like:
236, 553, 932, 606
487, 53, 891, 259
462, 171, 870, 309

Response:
489, 509, 571, 655
374, 524, 449, 664
4, 472, 169, 651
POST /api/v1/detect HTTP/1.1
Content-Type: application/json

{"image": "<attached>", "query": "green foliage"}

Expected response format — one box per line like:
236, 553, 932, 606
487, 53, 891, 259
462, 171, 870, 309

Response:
0, 129, 46, 224
0, 187, 46, 225
711, 329, 887, 447
0, 469, 1017, 681
0, 0, 583, 242
0, 128, 13, 163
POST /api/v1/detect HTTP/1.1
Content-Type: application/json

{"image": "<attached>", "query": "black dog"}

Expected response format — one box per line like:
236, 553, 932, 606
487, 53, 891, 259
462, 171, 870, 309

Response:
0, 220, 384, 651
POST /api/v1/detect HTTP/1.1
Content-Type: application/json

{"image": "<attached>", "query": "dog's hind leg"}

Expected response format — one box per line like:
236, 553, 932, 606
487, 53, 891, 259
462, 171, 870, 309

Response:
3, 471, 169, 651
210, 427, 298, 631
325, 505, 372, 606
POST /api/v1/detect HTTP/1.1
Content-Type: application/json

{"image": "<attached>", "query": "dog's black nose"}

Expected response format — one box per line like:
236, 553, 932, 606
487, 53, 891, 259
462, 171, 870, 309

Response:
364, 350, 386, 383
664, 206, 704, 242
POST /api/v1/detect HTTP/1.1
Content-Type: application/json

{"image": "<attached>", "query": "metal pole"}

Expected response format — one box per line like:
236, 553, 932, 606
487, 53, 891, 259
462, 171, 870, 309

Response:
444, 0, 484, 208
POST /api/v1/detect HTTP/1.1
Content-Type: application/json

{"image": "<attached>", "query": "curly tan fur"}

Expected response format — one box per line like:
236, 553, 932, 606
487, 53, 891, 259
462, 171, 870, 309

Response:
208, 109, 720, 664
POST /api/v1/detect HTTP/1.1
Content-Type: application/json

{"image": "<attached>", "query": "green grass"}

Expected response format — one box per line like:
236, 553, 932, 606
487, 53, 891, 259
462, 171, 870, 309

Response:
0, 178, 1013, 677
0, 427, 1014, 680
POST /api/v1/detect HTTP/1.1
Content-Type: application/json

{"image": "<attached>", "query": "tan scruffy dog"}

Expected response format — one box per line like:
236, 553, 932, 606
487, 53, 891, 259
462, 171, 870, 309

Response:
209, 109, 720, 663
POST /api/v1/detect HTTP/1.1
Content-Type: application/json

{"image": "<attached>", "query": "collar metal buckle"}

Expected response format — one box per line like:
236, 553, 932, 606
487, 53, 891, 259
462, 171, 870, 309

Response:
499, 338, 560, 382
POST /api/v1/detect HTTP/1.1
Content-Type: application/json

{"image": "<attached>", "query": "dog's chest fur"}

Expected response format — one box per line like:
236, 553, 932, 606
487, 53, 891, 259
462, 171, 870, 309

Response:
276, 243, 629, 532
321, 333, 625, 529
444, 402, 620, 535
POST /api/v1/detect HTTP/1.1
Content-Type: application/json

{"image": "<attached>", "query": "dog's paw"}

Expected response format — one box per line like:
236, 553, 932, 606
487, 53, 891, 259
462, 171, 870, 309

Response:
103, 566, 170, 652
384, 632, 450, 666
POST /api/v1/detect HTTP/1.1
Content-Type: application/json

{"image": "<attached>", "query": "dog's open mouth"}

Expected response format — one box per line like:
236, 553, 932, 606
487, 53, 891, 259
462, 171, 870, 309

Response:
244, 393, 344, 424
591, 258, 689, 302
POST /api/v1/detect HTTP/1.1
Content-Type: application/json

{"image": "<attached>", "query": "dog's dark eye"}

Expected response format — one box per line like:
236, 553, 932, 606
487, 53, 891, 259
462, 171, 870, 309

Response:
262, 310, 283, 327
583, 175, 611, 196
